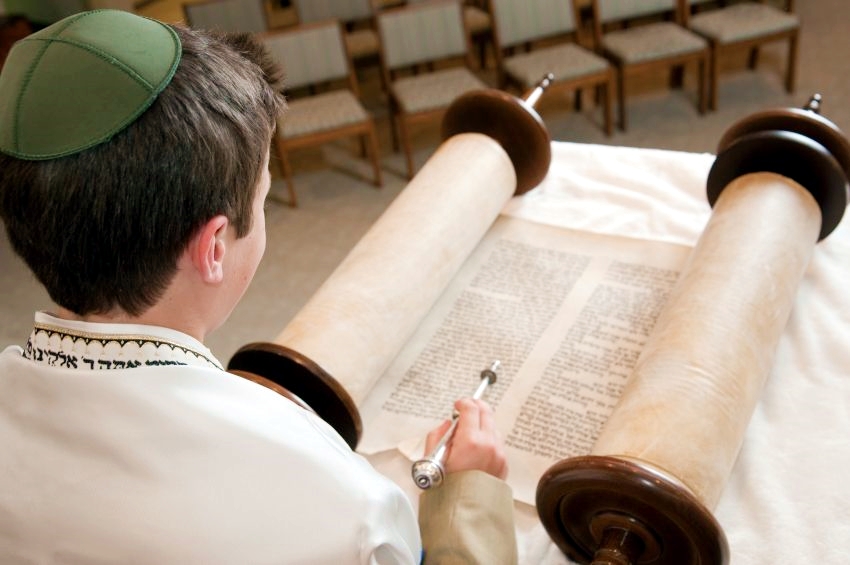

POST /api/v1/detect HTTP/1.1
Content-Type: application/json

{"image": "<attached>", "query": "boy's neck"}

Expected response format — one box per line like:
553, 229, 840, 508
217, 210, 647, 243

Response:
54, 302, 208, 344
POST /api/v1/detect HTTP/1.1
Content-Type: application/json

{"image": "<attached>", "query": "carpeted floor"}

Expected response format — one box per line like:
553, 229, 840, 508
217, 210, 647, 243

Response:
2, 0, 849, 364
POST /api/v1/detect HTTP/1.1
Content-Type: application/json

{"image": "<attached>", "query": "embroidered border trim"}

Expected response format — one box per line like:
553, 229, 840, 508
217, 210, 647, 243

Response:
23, 322, 222, 371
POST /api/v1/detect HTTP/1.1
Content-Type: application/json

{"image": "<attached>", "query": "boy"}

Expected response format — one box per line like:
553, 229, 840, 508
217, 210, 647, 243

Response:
0, 9, 515, 563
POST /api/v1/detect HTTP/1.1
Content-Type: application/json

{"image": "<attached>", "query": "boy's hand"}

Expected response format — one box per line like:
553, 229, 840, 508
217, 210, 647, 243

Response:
424, 398, 508, 480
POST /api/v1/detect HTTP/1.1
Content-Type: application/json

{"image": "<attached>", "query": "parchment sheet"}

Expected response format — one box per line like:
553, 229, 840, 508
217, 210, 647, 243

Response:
365, 141, 850, 564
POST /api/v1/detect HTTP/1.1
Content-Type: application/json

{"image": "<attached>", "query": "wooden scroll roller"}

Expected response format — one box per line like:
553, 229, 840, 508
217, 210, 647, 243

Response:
536, 94, 850, 565
228, 75, 555, 449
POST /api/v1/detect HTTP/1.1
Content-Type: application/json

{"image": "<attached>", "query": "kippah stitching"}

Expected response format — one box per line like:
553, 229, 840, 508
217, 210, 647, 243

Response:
17, 37, 159, 91
11, 42, 46, 153
10, 12, 85, 153
5, 10, 182, 160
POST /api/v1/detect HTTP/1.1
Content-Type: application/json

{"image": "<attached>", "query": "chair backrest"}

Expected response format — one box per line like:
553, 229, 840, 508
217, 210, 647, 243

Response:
594, 0, 679, 25
376, 0, 470, 71
183, 0, 268, 33
490, 0, 580, 49
292, 0, 374, 23
260, 20, 356, 93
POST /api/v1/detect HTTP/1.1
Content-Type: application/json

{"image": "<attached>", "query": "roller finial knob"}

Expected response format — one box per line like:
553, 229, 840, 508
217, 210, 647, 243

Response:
707, 95, 850, 241
805, 93, 823, 114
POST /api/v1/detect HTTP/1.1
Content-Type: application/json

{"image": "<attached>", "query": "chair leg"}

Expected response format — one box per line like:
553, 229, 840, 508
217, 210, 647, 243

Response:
398, 115, 415, 180
698, 55, 708, 115
273, 138, 297, 208
617, 67, 627, 132
496, 67, 509, 90
602, 81, 613, 137
389, 98, 400, 153
366, 123, 383, 188
476, 33, 489, 69
376, 66, 388, 95
709, 47, 718, 112
786, 33, 798, 93
670, 65, 684, 89
748, 46, 760, 70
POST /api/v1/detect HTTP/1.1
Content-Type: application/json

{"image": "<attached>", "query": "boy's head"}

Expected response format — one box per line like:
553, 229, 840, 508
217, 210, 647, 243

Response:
0, 10, 284, 317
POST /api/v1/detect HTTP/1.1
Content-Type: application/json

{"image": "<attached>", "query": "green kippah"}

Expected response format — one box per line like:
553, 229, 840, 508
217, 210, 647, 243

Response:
0, 9, 181, 160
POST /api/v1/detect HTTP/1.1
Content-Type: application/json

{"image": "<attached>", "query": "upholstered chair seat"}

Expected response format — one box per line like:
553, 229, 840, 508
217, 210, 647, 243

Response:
390, 67, 486, 114
601, 21, 708, 65
503, 43, 611, 87
688, 3, 798, 44
490, 0, 614, 135
279, 90, 371, 139
684, 0, 799, 111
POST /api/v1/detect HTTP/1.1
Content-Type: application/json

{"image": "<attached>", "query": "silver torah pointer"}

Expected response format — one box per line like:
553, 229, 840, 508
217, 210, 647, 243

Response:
411, 361, 500, 490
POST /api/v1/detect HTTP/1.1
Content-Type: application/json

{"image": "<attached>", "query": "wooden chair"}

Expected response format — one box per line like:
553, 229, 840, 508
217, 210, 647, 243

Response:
463, 0, 494, 69
183, 0, 269, 33
291, 0, 381, 65
376, 0, 488, 179
260, 20, 383, 206
683, 0, 799, 111
590, 0, 709, 131
489, 0, 614, 135
404, 0, 494, 69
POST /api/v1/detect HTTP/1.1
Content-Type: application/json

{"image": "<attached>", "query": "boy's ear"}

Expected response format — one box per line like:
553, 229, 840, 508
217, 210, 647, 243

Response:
190, 215, 230, 284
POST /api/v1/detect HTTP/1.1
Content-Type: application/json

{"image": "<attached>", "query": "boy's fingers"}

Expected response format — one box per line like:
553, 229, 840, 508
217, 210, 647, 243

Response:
453, 397, 481, 435
424, 418, 452, 453
475, 399, 495, 429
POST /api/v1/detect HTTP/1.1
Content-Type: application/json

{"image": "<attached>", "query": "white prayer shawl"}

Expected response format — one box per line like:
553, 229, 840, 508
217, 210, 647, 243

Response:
0, 312, 422, 564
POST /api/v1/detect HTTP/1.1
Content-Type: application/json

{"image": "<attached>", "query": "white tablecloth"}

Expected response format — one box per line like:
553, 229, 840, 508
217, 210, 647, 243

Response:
369, 140, 850, 564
